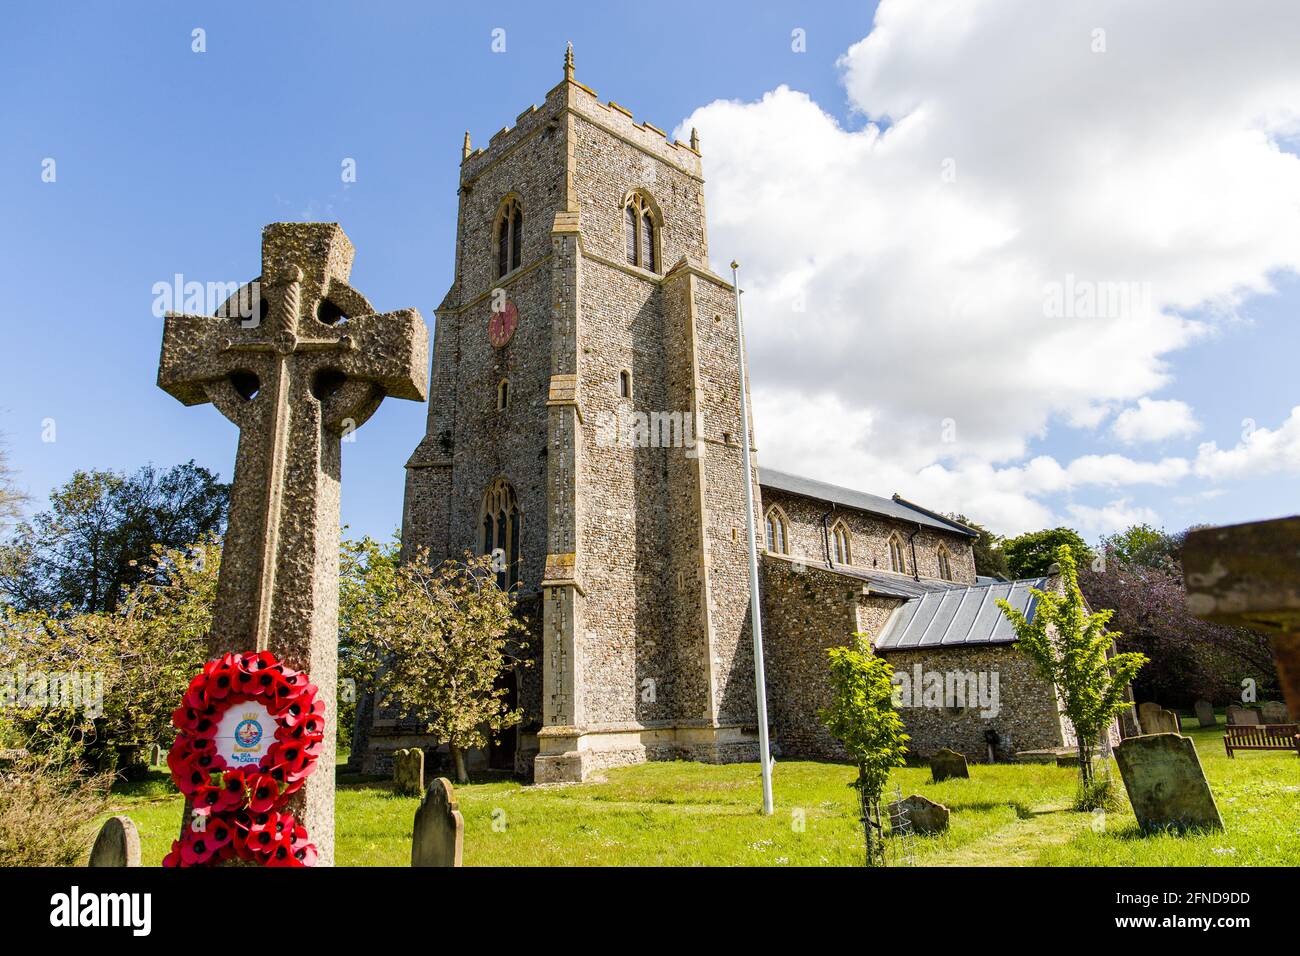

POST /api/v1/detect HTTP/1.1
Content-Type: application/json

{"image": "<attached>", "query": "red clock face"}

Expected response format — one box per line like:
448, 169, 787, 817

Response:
488, 300, 518, 349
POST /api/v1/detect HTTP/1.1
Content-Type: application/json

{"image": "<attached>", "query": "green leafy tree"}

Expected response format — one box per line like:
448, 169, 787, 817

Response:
350, 549, 527, 784
0, 537, 218, 770
0, 462, 228, 614
997, 545, 1146, 802
819, 637, 909, 866
0, 443, 25, 531
338, 534, 401, 753
948, 513, 1009, 579
1002, 526, 1093, 579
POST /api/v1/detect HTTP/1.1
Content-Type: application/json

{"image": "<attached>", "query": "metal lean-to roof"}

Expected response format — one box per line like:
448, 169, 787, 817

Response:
757, 468, 978, 538
874, 577, 1052, 651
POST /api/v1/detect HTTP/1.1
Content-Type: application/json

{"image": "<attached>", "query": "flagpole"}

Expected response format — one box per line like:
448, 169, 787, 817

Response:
731, 260, 774, 816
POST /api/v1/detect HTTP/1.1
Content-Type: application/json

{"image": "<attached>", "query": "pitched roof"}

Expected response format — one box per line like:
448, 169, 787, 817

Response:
757, 468, 978, 538
873, 577, 1052, 652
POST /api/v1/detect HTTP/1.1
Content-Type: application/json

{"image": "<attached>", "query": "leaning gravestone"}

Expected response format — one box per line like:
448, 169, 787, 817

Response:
887, 794, 949, 835
1139, 702, 1180, 734
1115, 734, 1223, 832
393, 748, 425, 797
1260, 700, 1291, 724
930, 747, 969, 782
88, 815, 142, 867
1194, 700, 1216, 728
1226, 704, 1260, 726
158, 223, 429, 865
412, 777, 464, 867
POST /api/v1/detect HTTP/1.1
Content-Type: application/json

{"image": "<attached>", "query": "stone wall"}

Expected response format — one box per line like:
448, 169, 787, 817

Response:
760, 553, 1069, 763
760, 486, 977, 585
880, 644, 1068, 761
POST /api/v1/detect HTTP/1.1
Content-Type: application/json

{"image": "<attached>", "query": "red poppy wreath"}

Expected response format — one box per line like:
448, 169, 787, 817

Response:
162, 650, 324, 867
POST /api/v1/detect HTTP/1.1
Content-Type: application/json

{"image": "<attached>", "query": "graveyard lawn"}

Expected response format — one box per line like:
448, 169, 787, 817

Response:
101, 721, 1299, 867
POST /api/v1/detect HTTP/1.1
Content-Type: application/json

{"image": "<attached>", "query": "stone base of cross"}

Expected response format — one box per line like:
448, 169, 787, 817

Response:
157, 223, 429, 865
1184, 516, 1300, 722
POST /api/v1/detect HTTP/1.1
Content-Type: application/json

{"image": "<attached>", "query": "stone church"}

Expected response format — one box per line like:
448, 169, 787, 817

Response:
356, 50, 1083, 781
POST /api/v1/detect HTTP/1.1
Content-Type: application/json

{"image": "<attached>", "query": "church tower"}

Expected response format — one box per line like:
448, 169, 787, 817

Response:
390, 47, 764, 782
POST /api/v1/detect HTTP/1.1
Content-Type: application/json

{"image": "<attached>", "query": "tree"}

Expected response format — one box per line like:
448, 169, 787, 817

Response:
819, 636, 909, 866
338, 534, 402, 753
0, 537, 218, 770
350, 549, 527, 784
997, 545, 1146, 803
0, 462, 228, 614
948, 513, 1009, 579
1081, 524, 1276, 707
0, 443, 25, 531
1002, 527, 1093, 579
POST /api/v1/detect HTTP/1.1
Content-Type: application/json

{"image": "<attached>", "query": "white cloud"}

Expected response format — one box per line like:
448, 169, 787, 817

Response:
1066, 499, 1162, 537
1111, 398, 1201, 444
1194, 406, 1300, 480
679, 0, 1300, 534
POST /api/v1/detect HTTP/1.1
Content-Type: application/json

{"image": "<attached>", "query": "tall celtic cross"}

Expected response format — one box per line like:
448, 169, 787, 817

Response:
157, 223, 428, 865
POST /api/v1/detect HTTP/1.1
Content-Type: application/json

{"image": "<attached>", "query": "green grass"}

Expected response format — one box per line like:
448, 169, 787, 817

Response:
103, 719, 1300, 866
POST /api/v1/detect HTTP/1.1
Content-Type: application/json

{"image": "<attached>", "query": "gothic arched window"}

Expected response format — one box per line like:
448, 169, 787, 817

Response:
937, 545, 953, 581
481, 478, 521, 591
888, 532, 908, 574
831, 520, 852, 565
765, 506, 790, 556
623, 191, 659, 273
495, 195, 523, 278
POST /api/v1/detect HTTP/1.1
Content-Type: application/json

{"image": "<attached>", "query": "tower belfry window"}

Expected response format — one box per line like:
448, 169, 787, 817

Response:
495, 195, 523, 278
623, 191, 659, 273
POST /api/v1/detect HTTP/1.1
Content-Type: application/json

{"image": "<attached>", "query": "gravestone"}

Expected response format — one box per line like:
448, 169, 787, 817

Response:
412, 777, 464, 867
1114, 734, 1222, 832
393, 748, 425, 796
158, 223, 429, 865
886, 794, 949, 835
1184, 517, 1300, 728
930, 747, 969, 782
1193, 700, 1216, 728
1138, 702, 1179, 735
1260, 701, 1291, 724
88, 815, 142, 867
150, 743, 163, 766
1226, 704, 1259, 726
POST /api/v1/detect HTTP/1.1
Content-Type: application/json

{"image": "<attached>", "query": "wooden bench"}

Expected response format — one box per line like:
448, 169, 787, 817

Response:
1223, 724, 1300, 757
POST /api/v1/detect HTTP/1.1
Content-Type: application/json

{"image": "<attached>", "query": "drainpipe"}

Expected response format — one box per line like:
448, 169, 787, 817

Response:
908, 522, 922, 581
820, 504, 837, 566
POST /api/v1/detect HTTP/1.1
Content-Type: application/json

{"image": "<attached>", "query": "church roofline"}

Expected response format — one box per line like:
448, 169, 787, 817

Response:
758, 467, 979, 539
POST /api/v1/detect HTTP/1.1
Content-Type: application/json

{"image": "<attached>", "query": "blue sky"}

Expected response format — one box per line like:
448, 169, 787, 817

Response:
2, 0, 1298, 544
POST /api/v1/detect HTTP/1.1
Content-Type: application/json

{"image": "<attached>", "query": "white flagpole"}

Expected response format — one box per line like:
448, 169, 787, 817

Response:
731, 260, 774, 816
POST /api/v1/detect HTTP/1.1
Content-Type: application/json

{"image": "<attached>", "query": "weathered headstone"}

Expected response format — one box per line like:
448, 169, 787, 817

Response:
887, 794, 949, 835
88, 815, 142, 867
1193, 700, 1216, 728
158, 223, 429, 865
1138, 702, 1179, 735
1184, 517, 1300, 728
1226, 704, 1260, 726
150, 743, 163, 766
929, 747, 969, 782
393, 747, 425, 796
412, 777, 464, 867
1260, 700, 1291, 724
1114, 734, 1223, 832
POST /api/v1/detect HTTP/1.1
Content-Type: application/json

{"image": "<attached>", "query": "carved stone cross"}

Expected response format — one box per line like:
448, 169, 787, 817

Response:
157, 223, 428, 865
1184, 515, 1300, 724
